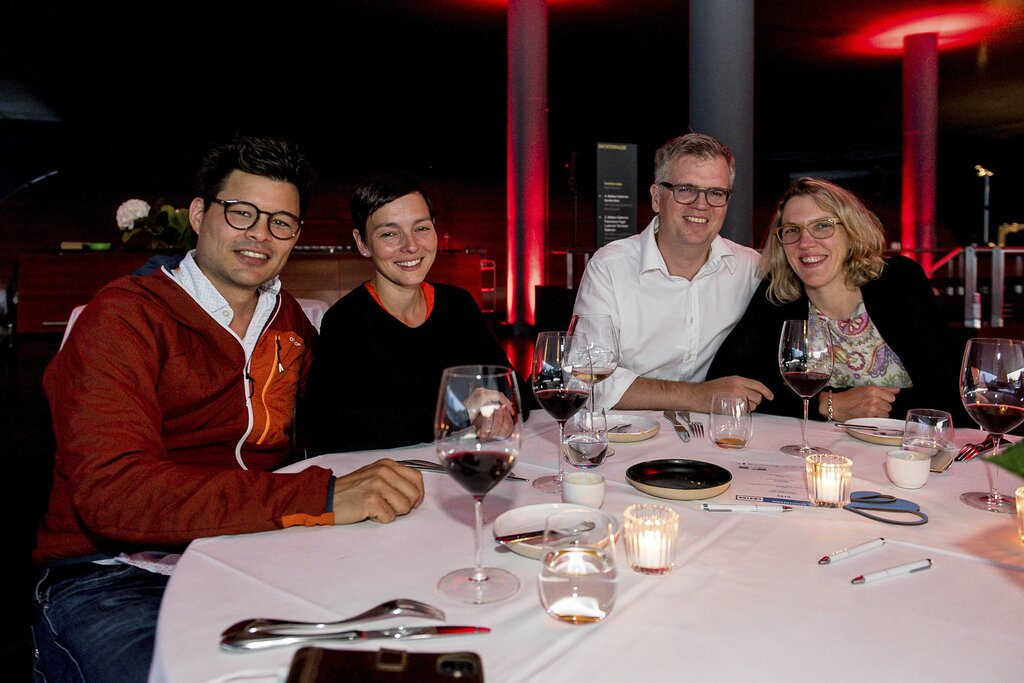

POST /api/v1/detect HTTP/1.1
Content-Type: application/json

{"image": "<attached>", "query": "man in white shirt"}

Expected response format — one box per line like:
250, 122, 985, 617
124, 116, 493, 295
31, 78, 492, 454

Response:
573, 133, 773, 412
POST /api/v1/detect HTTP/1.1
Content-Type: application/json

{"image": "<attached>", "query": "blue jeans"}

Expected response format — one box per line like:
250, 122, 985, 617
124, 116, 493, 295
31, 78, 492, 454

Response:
32, 562, 169, 683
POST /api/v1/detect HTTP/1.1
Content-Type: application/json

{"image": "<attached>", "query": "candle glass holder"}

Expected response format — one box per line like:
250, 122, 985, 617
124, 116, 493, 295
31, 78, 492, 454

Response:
1017, 486, 1024, 546
805, 453, 853, 508
623, 503, 679, 575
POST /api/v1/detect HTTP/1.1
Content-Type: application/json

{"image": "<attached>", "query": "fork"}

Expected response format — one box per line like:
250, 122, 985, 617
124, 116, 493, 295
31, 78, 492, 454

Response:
399, 458, 528, 482
220, 598, 446, 638
678, 411, 705, 439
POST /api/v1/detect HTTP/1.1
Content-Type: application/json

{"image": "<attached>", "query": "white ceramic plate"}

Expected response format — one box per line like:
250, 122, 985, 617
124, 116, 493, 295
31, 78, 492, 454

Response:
492, 503, 620, 560
606, 412, 660, 443
843, 417, 905, 446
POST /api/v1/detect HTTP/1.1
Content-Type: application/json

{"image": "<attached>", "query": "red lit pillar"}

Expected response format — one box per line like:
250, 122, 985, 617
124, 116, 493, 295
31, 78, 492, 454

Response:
901, 32, 938, 272
507, 0, 548, 334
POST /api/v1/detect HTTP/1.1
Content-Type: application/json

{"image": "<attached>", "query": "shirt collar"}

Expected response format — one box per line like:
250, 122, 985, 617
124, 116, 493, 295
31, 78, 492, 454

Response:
169, 251, 281, 322
642, 216, 738, 279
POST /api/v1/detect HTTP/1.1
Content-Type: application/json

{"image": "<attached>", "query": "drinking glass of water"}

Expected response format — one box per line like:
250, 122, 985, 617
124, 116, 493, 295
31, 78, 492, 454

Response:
538, 509, 617, 624
562, 408, 610, 469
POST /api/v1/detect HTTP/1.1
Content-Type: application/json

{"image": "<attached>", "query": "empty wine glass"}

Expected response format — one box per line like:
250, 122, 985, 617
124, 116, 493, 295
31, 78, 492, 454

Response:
958, 338, 1024, 513
435, 365, 522, 603
778, 318, 834, 456
532, 331, 592, 493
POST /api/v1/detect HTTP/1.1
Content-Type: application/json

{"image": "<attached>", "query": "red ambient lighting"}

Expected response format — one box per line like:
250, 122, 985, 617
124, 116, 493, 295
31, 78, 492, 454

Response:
845, 4, 1011, 55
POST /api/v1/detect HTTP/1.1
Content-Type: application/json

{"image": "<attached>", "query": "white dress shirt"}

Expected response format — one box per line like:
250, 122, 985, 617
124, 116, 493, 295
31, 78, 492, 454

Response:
167, 251, 281, 360
573, 216, 761, 408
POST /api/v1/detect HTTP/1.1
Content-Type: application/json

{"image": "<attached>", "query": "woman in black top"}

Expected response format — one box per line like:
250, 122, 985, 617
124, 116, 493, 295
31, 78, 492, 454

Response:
304, 172, 530, 454
708, 177, 965, 425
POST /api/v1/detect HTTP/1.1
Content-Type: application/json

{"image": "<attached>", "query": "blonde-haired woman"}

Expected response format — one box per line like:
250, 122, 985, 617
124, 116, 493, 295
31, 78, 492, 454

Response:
708, 177, 963, 424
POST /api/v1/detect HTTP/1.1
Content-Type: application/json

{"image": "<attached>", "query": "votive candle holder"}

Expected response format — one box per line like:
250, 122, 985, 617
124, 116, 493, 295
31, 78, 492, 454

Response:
805, 453, 853, 508
623, 504, 679, 575
1016, 486, 1024, 546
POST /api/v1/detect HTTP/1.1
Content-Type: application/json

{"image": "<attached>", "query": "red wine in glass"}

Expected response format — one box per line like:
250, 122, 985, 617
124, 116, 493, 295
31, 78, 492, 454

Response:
964, 403, 1024, 437
535, 387, 590, 421
442, 450, 515, 495
782, 371, 831, 398
778, 319, 833, 456
959, 338, 1024, 513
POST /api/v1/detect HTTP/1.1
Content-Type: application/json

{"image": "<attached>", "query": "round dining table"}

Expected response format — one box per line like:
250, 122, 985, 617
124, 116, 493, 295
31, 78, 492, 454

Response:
149, 409, 1024, 682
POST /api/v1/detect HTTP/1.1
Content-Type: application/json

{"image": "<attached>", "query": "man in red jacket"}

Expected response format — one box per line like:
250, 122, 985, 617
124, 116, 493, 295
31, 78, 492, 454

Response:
31, 136, 424, 683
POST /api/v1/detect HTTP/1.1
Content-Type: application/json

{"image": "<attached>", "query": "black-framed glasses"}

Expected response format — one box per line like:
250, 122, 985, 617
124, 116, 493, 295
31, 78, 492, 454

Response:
209, 199, 302, 240
775, 217, 840, 245
657, 182, 732, 207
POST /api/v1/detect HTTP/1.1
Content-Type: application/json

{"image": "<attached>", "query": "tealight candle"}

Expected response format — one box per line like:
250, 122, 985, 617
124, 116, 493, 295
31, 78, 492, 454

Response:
805, 453, 853, 508
623, 504, 679, 575
1016, 486, 1024, 546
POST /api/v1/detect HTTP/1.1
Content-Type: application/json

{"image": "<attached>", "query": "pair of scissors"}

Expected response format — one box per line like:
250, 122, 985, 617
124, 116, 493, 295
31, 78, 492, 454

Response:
843, 491, 928, 525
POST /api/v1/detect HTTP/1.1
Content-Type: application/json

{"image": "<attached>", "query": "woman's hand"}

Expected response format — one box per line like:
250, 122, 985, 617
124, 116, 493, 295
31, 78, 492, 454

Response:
820, 386, 901, 422
465, 387, 516, 440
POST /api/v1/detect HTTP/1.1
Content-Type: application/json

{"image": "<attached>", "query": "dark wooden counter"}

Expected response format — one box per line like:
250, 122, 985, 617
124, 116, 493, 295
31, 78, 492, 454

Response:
16, 250, 490, 334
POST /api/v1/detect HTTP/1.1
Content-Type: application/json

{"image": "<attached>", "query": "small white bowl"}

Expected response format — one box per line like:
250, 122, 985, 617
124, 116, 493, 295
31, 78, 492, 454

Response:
886, 449, 930, 489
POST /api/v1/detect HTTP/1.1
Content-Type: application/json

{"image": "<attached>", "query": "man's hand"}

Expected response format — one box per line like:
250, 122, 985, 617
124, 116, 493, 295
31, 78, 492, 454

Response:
819, 386, 900, 422
695, 376, 774, 412
614, 375, 773, 413
332, 459, 425, 525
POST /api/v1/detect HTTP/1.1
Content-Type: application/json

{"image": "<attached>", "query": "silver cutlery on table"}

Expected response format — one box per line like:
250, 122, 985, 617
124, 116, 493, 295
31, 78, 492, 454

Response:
221, 598, 446, 640
678, 411, 704, 439
608, 423, 633, 434
833, 422, 905, 436
398, 458, 528, 482
221, 625, 490, 651
954, 435, 1001, 463
662, 410, 690, 442
494, 520, 596, 545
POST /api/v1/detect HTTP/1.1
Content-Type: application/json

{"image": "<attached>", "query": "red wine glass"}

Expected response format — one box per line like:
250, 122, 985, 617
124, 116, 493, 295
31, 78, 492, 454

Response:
531, 331, 592, 492
434, 365, 523, 603
778, 318, 833, 456
959, 338, 1024, 513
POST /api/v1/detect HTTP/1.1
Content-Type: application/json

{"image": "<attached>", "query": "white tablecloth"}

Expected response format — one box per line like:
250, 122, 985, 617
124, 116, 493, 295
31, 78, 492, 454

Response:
150, 411, 1024, 683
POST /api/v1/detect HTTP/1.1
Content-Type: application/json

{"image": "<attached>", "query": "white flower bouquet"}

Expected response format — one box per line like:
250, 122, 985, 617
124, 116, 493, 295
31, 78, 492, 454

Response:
115, 198, 194, 250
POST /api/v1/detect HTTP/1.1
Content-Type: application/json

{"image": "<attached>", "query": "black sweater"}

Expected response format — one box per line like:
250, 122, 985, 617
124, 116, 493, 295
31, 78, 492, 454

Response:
304, 283, 531, 454
707, 256, 967, 425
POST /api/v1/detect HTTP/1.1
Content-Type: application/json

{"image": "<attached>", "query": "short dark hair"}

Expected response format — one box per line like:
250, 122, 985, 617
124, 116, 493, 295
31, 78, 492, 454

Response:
350, 171, 434, 239
196, 136, 316, 217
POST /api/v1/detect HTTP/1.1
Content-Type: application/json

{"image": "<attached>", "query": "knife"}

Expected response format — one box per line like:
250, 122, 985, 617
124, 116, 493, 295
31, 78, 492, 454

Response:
662, 410, 690, 442
495, 520, 596, 545
220, 625, 490, 651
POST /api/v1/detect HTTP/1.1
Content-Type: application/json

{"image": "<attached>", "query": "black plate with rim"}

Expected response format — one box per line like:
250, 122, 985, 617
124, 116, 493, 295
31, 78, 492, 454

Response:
625, 459, 733, 501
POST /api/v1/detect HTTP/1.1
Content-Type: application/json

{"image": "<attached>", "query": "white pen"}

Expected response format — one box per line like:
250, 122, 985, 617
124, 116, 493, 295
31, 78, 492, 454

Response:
701, 503, 793, 513
851, 558, 932, 585
818, 537, 885, 565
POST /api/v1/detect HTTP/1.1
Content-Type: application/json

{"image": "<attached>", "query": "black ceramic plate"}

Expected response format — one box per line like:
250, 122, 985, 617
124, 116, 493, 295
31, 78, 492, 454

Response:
625, 459, 733, 500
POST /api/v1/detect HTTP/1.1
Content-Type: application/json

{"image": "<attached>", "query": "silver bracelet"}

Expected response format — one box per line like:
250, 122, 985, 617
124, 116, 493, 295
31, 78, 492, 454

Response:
827, 390, 834, 422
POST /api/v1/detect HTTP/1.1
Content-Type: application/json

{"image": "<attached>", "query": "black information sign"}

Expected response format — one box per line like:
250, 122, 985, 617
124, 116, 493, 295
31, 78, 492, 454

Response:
596, 142, 638, 248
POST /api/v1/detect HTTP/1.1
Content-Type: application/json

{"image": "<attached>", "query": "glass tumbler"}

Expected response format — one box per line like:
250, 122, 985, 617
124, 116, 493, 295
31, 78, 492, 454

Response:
709, 394, 752, 449
538, 510, 618, 624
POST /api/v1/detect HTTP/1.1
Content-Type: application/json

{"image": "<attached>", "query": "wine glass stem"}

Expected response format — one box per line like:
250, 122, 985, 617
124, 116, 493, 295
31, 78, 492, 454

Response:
557, 420, 566, 481
801, 398, 810, 448
987, 435, 1006, 501
471, 495, 485, 582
